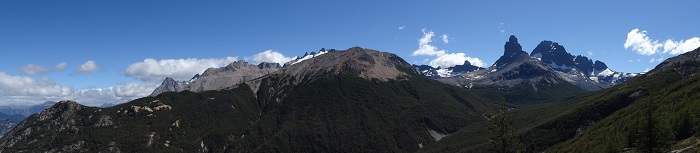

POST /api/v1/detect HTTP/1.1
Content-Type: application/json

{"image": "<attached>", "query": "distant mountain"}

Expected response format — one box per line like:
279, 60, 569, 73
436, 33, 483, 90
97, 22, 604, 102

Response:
0, 47, 498, 152
414, 35, 639, 91
98, 103, 116, 108
0, 101, 56, 118
0, 112, 24, 137
412, 60, 481, 78
149, 61, 281, 96
0, 101, 56, 138
434, 36, 586, 102
530, 40, 638, 89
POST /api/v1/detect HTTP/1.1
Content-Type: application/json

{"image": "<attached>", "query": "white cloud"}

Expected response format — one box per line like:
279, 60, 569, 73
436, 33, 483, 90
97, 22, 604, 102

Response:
628, 60, 633, 62
252, 50, 296, 64
625, 28, 700, 55
649, 57, 664, 63
66, 82, 157, 107
663, 37, 700, 55
77, 60, 99, 73
643, 68, 651, 73
429, 53, 485, 68
398, 26, 405, 30
412, 29, 446, 56
0, 71, 157, 106
587, 51, 593, 56
412, 29, 483, 68
125, 56, 238, 82
55, 62, 67, 71
0, 72, 69, 97
19, 64, 51, 75
441, 34, 449, 44
624, 29, 662, 55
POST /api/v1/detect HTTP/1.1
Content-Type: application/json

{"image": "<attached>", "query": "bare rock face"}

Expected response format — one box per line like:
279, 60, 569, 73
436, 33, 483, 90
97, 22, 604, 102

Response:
149, 77, 184, 97
188, 61, 280, 92
281, 47, 411, 84
648, 46, 700, 77
149, 61, 282, 96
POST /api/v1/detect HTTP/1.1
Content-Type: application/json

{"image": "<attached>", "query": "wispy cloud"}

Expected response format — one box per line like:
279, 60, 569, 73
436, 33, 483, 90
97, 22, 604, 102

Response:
19, 64, 51, 75
412, 29, 446, 56
77, 60, 99, 74
649, 57, 664, 63
441, 34, 449, 44
412, 29, 484, 68
55, 62, 67, 71
625, 28, 700, 55
398, 26, 405, 30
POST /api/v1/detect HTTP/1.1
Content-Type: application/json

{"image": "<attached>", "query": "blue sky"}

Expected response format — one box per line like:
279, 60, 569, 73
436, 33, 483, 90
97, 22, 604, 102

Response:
1, 0, 699, 106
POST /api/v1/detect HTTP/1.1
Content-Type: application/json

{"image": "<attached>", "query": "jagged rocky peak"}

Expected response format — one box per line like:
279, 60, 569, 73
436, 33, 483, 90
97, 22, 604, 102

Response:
531, 40, 575, 69
257, 62, 281, 69
190, 73, 200, 80
150, 60, 283, 97
149, 77, 185, 97
450, 60, 479, 72
593, 60, 608, 70
493, 35, 529, 68
282, 47, 412, 83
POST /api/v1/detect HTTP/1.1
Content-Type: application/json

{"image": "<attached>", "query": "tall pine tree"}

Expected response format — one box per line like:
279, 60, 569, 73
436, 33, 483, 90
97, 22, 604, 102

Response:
488, 99, 525, 153
633, 101, 673, 153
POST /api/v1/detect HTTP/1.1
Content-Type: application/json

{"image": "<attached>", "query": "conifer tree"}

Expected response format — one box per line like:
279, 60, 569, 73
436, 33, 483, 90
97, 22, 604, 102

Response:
488, 99, 525, 153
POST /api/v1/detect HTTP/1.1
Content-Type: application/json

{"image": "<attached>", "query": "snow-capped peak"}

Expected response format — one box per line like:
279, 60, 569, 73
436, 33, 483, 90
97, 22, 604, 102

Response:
288, 51, 329, 66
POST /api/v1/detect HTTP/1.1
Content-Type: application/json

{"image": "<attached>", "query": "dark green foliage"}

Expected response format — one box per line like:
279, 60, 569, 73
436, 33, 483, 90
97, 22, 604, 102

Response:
417, 79, 587, 152
672, 111, 695, 141
231, 74, 492, 152
2, 84, 261, 152
537, 69, 700, 152
632, 102, 673, 153
488, 99, 525, 153
2, 72, 497, 152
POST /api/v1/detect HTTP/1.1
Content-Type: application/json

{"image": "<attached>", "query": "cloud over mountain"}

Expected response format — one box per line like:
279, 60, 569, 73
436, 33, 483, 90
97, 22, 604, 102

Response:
411, 29, 484, 68
251, 50, 296, 64
125, 57, 238, 82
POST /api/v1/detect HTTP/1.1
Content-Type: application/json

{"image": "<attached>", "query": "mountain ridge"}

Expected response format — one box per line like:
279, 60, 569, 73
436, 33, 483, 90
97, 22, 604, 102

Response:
0, 47, 496, 152
413, 35, 639, 91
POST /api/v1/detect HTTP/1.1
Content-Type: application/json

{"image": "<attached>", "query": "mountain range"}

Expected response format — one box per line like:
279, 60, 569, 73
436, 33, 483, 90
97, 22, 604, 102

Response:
2, 36, 699, 152
413, 35, 638, 91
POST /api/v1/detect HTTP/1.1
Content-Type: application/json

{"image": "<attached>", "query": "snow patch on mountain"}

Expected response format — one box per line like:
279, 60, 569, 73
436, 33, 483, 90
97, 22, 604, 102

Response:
288, 51, 328, 65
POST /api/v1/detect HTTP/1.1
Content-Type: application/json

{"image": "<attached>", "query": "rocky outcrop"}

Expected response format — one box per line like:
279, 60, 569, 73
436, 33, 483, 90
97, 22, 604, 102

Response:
149, 61, 282, 96
493, 35, 530, 68
0, 101, 92, 151
281, 47, 411, 84
648, 46, 700, 77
